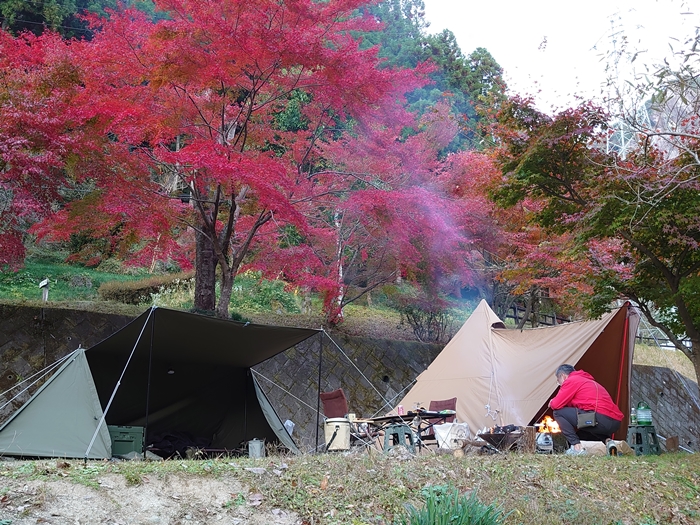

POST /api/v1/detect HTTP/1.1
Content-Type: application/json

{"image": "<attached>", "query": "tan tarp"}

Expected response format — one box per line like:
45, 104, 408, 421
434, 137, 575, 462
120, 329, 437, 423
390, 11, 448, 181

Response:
398, 300, 639, 439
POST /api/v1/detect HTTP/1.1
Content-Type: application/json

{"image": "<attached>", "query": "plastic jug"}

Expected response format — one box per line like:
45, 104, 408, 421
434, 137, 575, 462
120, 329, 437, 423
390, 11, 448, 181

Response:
637, 402, 652, 426
248, 438, 266, 458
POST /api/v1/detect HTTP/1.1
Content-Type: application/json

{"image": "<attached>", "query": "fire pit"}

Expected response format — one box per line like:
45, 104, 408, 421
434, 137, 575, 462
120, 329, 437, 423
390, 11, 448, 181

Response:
477, 425, 523, 451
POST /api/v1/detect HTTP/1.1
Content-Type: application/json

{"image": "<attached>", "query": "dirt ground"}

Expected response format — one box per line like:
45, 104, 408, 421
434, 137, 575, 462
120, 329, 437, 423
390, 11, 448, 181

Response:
0, 470, 300, 525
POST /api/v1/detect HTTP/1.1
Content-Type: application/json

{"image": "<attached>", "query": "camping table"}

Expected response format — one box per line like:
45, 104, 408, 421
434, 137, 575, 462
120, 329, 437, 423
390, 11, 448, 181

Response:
366, 411, 452, 450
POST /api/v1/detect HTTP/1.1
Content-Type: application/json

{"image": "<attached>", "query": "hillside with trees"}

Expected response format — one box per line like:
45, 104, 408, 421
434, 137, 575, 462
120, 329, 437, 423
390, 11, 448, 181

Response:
1, 0, 699, 385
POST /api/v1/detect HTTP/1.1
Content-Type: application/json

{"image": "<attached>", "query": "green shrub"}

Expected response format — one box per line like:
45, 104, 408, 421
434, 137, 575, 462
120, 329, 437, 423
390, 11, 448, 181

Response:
25, 244, 70, 264
95, 258, 124, 274
229, 272, 300, 313
397, 486, 508, 525
98, 272, 195, 304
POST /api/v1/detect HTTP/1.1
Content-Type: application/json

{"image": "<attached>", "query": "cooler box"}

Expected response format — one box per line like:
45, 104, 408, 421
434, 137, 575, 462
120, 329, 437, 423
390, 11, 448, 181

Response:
108, 425, 145, 456
324, 418, 350, 451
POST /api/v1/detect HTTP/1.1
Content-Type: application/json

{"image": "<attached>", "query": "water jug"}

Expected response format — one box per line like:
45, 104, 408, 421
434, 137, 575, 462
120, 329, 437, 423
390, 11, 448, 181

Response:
248, 438, 266, 458
637, 401, 652, 426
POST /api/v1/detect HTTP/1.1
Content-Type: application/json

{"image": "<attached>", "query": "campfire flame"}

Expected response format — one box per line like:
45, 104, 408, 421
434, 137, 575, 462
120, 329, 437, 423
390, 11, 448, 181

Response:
537, 415, 560, 433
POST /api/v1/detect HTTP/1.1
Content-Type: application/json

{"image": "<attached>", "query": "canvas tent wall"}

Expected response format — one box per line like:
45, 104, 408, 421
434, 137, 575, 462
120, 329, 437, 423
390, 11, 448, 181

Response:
398, 300, 639, 439
0, 307, 319, 458
0, 349, 111, 458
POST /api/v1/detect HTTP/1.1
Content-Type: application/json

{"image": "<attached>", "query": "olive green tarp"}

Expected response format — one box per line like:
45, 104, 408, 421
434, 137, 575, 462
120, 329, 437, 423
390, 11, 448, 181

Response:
0, 307, 319, 458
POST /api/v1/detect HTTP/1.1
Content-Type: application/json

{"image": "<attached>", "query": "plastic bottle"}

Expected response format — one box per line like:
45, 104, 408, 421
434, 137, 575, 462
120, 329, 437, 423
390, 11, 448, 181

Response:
630, 406, 638, 425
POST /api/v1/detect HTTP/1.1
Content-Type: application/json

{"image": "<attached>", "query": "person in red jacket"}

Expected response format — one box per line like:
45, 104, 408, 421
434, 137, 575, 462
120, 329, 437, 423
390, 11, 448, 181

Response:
549, 364, 623, 455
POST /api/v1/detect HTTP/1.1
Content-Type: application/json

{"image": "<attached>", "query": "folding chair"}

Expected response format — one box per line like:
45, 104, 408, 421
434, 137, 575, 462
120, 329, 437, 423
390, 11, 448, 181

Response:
429, 397, 457, 421
320, 388, 349, 418
420, 397, 457, 446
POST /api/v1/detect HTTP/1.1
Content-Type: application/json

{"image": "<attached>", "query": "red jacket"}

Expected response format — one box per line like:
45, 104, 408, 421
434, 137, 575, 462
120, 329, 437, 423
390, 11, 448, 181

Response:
549, 370, 623, 421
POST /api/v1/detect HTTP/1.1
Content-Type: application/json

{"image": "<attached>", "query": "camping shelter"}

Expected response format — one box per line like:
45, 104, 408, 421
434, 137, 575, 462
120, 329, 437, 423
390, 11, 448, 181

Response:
398, 300, 640, 439
0, 307, 319, 458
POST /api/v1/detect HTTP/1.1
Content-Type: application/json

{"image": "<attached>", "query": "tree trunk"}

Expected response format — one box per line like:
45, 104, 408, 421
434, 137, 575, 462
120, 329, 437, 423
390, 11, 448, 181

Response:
193, 229, 217, 312
691, 341, 700, 390
216, 268, 235, 319
531, 295, 540, 328
516, 294, 532, 330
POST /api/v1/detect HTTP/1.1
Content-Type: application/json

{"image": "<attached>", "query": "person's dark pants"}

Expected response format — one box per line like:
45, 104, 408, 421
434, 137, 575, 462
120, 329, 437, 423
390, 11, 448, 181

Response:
553, 407, 621, 446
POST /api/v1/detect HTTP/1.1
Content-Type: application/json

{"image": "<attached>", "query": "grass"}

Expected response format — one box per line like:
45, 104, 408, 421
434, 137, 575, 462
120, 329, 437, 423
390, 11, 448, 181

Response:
0, 259, 473, 340
633, 344, 696, 383
0, 261, 144, 302
0, 451, 698, 524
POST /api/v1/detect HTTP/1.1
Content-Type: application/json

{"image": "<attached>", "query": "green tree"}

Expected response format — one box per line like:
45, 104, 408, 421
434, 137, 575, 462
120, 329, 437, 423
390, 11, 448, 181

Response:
490, 90, 700, 386
421, 36, 505, 149
361, 0, 428, 69
360, 2, 505, 151
0, 0, 160, 38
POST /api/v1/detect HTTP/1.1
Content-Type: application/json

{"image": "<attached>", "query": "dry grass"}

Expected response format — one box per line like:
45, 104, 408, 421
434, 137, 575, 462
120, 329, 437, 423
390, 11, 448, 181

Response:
1, 451, 698, 525
633, 344, 696, 383
245, 304, 421, 341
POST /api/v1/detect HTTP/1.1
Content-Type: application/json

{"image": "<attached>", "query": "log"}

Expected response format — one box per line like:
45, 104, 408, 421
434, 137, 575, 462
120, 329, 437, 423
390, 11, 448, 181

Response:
518, 426, 536, 453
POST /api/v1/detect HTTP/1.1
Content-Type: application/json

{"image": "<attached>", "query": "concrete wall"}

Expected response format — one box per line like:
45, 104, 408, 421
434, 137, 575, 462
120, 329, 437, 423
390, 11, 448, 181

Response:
0, 305, 133, 422
2, 305, 698, 453
254, 333, 442, 451
631, 364, 700, 452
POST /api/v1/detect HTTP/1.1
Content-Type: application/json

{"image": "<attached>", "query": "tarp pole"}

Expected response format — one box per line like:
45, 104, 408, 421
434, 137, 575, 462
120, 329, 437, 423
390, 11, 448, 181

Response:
315, 332, 323, 452
615, 307, 629, 408
143, 309, 156, 459
84, 307, 155, 461
613, 306, 630, 440
244, 370, 249, 442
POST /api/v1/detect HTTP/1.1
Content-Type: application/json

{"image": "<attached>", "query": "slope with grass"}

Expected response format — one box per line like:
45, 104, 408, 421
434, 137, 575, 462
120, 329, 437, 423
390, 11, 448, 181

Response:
0, 450, 698, 525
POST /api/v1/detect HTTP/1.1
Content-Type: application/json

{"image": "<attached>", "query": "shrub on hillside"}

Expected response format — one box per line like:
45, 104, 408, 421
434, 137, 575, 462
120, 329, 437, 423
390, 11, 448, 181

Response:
229, 272, 300, 313
98, 272, 195, 304
25, 244, 70, 265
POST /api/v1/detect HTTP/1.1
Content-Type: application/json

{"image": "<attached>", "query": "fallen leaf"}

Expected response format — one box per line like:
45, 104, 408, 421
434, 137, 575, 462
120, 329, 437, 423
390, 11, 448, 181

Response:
248, 493, 264, 507
244, 467, 267, 475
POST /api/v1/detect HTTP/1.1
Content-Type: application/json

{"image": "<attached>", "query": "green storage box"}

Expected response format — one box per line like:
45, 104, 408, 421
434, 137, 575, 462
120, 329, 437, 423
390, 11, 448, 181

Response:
108, 425, 145, 456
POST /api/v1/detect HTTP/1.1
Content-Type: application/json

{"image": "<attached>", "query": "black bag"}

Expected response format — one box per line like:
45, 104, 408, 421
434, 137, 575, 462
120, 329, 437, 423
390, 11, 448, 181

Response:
577, 382, 599, 428
577, 411, 597, 428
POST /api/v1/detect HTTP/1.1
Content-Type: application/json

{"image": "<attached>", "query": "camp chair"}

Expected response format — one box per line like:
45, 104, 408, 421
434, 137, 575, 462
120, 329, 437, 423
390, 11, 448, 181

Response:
420, 397, 457, 444
320, 388, 349, 419
320, 388, 376, 449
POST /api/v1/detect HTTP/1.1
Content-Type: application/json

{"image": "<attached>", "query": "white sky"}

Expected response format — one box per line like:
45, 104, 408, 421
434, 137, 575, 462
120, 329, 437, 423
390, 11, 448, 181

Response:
422, 0, 698, 111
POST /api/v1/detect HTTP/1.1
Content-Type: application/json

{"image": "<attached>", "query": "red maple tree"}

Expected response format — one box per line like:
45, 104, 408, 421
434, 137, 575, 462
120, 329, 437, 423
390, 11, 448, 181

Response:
14, 0, 441, 318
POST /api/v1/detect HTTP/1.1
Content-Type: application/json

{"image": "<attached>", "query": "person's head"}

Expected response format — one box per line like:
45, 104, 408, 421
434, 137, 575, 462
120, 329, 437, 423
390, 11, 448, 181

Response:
555, 364, 575, 385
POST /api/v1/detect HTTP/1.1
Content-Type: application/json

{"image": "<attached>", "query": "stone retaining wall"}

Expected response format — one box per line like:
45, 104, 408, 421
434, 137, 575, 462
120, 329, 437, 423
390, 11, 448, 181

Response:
631, 364, 700, 452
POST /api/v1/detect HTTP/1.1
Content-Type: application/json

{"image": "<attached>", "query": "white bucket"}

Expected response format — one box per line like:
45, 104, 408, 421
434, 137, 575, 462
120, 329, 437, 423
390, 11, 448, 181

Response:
248, 438, 266, 458
324, 418, 350, 451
